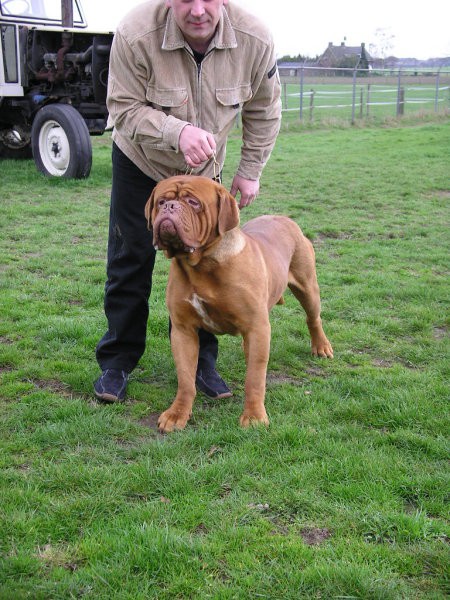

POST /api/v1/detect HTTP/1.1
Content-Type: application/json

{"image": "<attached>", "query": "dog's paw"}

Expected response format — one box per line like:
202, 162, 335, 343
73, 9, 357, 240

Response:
311, 337, 334, 358
158, 408, 191, 433
240, 409, 269, 428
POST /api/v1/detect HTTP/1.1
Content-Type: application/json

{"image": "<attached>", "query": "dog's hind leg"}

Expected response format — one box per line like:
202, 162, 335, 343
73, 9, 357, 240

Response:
287, 241, 333, 358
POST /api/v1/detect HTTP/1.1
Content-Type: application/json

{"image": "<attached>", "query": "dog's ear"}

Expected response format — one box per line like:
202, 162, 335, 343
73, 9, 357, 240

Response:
217, 185, 240, 235
144, 189, 156, 230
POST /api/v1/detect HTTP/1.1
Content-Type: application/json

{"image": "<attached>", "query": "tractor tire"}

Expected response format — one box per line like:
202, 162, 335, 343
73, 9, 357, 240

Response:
31, 104, 92, 178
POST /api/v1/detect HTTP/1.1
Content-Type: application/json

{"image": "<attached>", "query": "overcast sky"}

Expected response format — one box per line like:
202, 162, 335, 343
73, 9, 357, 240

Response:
86, 0, 450, 60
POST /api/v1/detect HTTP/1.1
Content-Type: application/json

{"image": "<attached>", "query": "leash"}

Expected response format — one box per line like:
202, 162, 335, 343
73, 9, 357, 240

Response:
184, 152, 222, 184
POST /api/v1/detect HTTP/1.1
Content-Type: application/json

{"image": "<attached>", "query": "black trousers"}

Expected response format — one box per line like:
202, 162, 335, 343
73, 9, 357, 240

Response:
96, 143, 218, 373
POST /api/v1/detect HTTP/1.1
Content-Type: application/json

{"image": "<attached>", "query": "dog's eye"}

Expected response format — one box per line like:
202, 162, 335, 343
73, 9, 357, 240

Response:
187, 198, 201, 209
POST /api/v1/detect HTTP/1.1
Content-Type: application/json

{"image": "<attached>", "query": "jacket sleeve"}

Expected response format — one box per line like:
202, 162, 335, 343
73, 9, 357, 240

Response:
106, 30, 190, 152
237, 40, 282, 181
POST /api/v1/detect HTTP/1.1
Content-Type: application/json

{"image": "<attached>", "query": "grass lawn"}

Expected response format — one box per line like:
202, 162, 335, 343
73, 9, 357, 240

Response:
280, 76, 450, 125
0, 119, 449, 599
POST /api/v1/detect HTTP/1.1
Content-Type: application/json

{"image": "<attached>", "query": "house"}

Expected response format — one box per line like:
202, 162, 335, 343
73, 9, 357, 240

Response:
317, 41, 372, 69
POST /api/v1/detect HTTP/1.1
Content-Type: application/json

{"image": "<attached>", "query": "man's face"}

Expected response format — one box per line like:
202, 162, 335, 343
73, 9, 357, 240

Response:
166, 0, 228, 52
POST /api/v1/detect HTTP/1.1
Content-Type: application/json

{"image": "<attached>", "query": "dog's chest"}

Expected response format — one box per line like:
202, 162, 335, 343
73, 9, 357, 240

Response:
186, 292, 239, 335
187, 293, 220, 332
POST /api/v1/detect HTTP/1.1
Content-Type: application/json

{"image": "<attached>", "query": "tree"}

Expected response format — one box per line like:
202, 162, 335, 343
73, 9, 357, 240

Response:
359, 43, 370, 70
278, 53, 318, 63
369, 27, 395, 66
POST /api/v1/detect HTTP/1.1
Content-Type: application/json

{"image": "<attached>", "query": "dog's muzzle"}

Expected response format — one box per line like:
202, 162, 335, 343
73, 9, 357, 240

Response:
153, 202, 198, 253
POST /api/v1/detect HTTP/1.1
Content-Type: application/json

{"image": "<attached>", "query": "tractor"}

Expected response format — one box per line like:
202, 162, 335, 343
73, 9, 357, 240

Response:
0, 0, 114, 177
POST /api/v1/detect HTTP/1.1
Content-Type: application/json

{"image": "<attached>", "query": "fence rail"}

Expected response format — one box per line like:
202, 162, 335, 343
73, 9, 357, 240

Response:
279, 66, 450, 124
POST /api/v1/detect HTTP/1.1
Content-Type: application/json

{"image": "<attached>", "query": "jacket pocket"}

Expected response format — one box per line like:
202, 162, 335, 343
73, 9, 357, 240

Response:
215, 84, 252, 132
146, 85, 188, 121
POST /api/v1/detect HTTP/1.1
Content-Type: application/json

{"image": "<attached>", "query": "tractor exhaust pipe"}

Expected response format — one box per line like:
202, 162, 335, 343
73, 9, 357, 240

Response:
61, 0, 73, 28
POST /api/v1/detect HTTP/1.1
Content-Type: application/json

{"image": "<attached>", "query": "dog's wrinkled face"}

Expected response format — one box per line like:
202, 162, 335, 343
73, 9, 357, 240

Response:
145, 175, 240, 260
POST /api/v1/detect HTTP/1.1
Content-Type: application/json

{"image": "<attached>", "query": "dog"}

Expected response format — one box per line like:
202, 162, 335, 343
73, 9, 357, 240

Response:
145, 175, 333, 432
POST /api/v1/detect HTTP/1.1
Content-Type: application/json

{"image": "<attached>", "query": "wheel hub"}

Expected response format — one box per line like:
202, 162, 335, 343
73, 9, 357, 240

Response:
39, 120, 71, 175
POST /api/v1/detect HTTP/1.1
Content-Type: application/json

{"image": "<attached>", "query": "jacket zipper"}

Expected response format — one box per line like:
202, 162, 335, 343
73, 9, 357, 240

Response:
185, 47, 213, 128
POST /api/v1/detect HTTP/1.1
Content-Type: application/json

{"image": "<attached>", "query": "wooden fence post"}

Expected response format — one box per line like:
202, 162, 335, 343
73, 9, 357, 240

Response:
299, 67, 304, 121
396, 69, 403, 116
309, 89, 315, 122
398, 88, 405, 116
351, 68, 357, 124
435, 68, 441, 112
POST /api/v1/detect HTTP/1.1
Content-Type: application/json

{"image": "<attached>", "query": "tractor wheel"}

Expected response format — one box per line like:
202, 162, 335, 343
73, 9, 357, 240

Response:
31, 104, 92, 178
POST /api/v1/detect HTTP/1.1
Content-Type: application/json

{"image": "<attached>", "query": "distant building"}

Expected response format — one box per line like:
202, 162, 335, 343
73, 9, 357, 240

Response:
277, 62, 311, 77
317, 41, 372, 69
277, 41, 373, 76
277, 48, 450, 77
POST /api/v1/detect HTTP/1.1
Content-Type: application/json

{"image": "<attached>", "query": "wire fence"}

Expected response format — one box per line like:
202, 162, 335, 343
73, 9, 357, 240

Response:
278, 66, 450, 125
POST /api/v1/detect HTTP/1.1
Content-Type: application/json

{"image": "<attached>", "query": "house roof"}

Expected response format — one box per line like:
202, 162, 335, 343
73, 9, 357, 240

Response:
315, 41, 372, 67
322, 42, 372, 59
328, 43, 363, 57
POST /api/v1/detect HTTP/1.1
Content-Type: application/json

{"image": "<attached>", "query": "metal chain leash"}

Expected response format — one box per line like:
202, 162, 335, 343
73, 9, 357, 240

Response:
184, 152, 221, 184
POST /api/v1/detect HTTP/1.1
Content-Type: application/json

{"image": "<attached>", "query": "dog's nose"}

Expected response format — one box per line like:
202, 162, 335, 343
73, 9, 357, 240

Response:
164, 201, 179, 213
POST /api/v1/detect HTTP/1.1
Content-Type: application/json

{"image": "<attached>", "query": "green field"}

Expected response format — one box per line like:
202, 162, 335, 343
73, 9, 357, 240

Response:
280, 75, 450, 124
1, 120, 449, 598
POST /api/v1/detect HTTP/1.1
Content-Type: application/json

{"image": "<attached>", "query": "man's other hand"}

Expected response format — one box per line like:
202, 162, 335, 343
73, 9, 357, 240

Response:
230, 174, 260, 209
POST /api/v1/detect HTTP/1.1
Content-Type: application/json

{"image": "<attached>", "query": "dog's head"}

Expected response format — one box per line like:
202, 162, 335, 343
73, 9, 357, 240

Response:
145, 175, 240, 263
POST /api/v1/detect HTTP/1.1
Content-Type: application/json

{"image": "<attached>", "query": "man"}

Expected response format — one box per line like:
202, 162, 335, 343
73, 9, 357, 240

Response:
94, 0, 281, 402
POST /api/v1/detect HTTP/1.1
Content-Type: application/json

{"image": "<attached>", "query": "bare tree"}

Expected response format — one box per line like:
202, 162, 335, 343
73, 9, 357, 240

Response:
369, 27, 395, 66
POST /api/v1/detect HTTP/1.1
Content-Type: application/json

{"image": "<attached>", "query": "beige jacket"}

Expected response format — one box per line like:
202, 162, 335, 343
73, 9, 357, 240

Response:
106, 0, 281, 182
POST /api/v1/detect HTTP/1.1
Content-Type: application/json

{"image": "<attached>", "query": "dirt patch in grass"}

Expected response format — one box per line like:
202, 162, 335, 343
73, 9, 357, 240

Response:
269, 522, 291, 536
138, 412, 168, 440
37, 544, 81, 572
314, 232, 353, 244
193, 523, 209, 535
433, 325, 447, 339
300, 527, 332, 546
431, 189, 450, 199
266, 368, 328, 387
266, 372, 307, 386
68, 298, 83, 306
28, 378, 74, 397
305, 366, 328, 377
372, 358, 395, 368
139, 412, 161, 430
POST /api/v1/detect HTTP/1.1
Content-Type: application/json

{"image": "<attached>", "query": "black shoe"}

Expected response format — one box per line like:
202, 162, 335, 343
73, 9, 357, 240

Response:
196, 367, 232, 399
94, 369, 128, 402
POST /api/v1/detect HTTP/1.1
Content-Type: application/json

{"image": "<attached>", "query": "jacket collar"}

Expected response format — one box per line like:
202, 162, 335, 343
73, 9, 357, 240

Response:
162, 7, 237, 52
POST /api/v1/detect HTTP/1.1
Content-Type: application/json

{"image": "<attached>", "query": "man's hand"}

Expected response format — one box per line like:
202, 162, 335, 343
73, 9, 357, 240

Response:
230, 174, 260, 209
179, 125, 216, 168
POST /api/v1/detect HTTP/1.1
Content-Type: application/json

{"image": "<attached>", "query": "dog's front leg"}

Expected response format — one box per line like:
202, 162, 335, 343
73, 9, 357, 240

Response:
240, 323, 271, 427
158, 326, 198, 433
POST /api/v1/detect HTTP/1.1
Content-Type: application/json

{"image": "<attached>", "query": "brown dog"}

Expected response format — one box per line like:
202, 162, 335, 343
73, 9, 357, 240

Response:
145, 175, 333, 432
